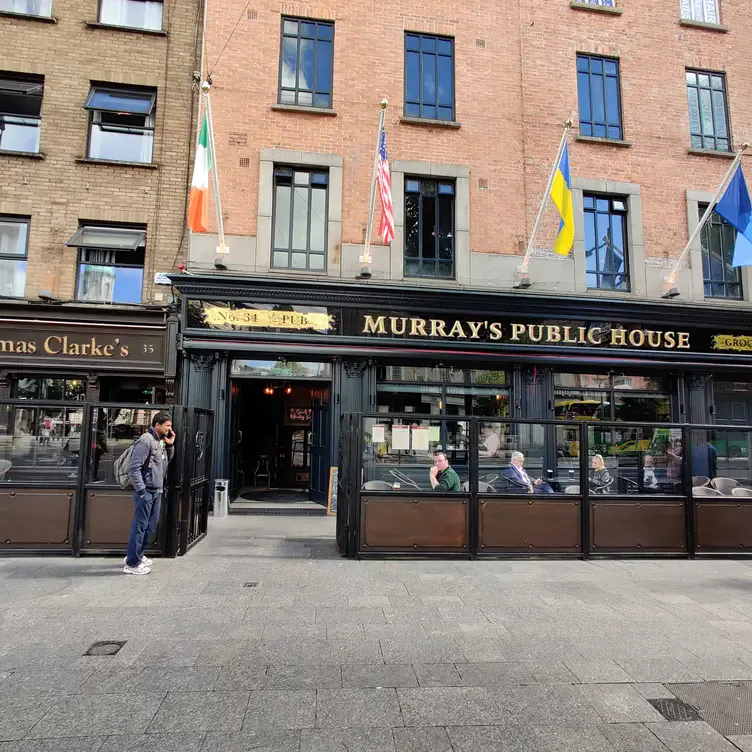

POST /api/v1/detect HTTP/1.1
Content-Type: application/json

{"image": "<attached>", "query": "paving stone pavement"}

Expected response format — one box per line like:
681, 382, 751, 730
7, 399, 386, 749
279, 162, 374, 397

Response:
4, 515, 752, 750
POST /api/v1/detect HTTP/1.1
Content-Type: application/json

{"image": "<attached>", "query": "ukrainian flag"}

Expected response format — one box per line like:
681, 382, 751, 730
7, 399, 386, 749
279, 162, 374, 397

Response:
550, 143, 574, 256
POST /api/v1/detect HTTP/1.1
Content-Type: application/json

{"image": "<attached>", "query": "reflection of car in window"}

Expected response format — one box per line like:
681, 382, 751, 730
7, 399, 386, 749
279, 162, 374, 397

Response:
554, 399, 606, 420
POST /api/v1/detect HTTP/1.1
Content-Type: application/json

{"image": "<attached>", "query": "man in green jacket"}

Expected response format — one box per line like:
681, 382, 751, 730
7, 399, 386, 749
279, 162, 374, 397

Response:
429, 451, 461, 492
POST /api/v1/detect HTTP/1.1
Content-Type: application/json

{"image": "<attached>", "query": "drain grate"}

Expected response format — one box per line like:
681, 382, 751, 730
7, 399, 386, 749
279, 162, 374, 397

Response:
648, 698, 700, 722
84, 641, 126, 656
667, 682, 752, 736
243, 582, 258, 588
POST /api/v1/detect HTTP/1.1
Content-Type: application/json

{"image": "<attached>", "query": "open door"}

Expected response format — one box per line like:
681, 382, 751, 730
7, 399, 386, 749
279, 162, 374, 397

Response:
309, 386, 330, 503
228, 382, 244, 498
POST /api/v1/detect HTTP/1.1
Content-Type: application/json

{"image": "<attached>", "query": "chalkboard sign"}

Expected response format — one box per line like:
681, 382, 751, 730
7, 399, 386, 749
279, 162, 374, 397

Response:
326, 466, 338, 516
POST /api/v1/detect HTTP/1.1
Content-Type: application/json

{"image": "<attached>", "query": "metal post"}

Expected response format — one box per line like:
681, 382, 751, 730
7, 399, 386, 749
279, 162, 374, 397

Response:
662, 142, 748, 297
202, 84, 229, 259
517, 118, 573, 283
360, 99, 388, 266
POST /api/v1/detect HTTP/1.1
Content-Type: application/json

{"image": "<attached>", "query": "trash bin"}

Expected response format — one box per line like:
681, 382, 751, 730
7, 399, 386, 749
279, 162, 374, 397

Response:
213, 479, 229, 517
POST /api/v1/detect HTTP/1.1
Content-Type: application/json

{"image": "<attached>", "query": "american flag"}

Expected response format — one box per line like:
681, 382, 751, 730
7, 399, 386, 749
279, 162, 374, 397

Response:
377, 128, 395, 244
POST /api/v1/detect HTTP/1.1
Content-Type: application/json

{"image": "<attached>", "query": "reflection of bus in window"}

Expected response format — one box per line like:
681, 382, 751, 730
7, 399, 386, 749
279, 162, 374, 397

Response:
554, 399, 607, 420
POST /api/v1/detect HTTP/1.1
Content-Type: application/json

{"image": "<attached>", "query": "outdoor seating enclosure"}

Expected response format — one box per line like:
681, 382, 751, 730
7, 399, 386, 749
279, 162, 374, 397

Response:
0, 399, 213, 557
337, 413, 752, 558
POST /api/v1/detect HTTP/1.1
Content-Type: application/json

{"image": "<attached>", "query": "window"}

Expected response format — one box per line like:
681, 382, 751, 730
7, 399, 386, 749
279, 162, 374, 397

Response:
0, 74, 43, 153
583, 195, 629, 290
15, 377, 85, 400
404, 33, 455, 121
99, 0, 162, 31
404, 178, 455, 278
272, 168, 328, 271
700, 205, 741, 299
0, 216, 28, 297
686, 70, 730, 152
576, 54, 622, 140
0, 0, 52, 16
680, 0, 719, 23
84, 86, 155, 163
278, 18, 333, 108
554, 373, 672, 423
66, 225, 145, 304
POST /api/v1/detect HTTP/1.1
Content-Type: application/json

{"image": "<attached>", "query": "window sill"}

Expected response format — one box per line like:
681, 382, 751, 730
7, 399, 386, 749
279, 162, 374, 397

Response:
576, 135, 632, 147
570, 2, 624, 15
0, 9, 56, 22
271, 103, 337, 116
75, 157, 158, 169
679, 18, 728, 32
86, 21, 167, 36
688, 148, 735, 159
400, 116, 462, 129
0, 149, 44, 160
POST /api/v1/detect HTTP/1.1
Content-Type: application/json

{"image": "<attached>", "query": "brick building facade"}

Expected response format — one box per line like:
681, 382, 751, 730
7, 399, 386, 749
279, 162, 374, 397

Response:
1, 0, 200, 305
191, 0, 751, 304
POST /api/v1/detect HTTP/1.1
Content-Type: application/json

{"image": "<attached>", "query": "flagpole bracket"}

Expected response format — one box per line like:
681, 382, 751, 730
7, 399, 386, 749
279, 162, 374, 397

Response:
513, 264, 532, 289
661, 277, 680, 299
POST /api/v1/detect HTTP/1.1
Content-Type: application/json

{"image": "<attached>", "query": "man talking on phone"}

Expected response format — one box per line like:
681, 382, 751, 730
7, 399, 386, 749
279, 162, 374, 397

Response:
124, 412, 175, 575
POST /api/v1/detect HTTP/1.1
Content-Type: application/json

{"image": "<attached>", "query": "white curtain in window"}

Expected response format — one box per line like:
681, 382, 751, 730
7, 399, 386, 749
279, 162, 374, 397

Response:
0, 0, 52, 16
682, 0, 718, 22
82, 265, 116, 302
100, 0, 162, 30
0, 260, 25, 297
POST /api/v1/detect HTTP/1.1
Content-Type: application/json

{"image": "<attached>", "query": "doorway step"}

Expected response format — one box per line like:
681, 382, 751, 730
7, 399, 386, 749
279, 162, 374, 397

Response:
231, 488, 328, 516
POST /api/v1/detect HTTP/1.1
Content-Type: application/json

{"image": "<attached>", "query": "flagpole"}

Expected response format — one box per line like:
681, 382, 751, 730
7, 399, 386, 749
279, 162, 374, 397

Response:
202, 81, 228, 258
360, 98, 388, 266
663, 142, 748, 297
518, 118, 573, 280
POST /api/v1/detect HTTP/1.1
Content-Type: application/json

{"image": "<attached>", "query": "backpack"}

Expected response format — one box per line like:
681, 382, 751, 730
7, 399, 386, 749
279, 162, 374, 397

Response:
114, 433, 157, 490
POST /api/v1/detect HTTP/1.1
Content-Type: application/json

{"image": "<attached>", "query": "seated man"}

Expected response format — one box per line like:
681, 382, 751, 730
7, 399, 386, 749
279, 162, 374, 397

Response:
479, 426, 501, 458
429, 451, 461, 492
503, 451, 553, 494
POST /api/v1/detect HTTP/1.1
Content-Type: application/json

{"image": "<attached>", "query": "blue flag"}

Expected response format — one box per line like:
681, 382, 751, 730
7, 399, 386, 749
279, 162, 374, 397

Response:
714, 165, 752, 267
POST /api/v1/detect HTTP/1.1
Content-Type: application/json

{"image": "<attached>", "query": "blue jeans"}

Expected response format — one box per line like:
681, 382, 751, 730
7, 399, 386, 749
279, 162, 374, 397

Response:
125, 489, 161, 567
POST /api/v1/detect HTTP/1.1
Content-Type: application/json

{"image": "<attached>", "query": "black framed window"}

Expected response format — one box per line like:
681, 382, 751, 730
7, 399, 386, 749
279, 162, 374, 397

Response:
0, 74, 43, 154
272, 167, 328, 271
404, 32, 454, 121
701, 204, 741, 299
278, 18, 333, 109
84, 85, 156, 163
0, 0, 52, 16
404, 178, 454, 278
0, 215, 28, 297
66, 225, 145, 304
583, 195, 629, 291
680, 0, 719, 24
99, 0, 163, 31
686, 69, 730, 152
14, 377, 85, 400
576, 54, 622, 140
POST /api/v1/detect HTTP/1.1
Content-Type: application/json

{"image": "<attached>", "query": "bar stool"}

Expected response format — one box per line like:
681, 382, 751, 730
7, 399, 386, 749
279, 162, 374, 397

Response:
254, 455, 271, 489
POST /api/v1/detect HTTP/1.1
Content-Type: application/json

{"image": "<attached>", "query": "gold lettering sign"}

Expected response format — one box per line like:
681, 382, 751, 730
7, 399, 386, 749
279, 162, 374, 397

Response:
204, 307, 333, 330
712, 334, 752, 352
362, 315, 691, 350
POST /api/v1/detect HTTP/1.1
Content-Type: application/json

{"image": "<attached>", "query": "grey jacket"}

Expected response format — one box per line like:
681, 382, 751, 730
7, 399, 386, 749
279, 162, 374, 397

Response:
128, 427, 174, 494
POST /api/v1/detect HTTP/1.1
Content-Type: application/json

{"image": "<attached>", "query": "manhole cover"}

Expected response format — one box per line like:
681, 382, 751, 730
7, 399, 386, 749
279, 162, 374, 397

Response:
84, 641, 126, 656
668, 682, 752, 735
243, 582, 258, 588
648, 698, 700, 722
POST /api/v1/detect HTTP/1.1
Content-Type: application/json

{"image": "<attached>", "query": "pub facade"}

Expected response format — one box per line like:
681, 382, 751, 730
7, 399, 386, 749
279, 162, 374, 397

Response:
172, 272, 752, 559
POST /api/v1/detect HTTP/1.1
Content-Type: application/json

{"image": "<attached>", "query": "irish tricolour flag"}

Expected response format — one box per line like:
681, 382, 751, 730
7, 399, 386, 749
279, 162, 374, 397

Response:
187, 113, 212, 232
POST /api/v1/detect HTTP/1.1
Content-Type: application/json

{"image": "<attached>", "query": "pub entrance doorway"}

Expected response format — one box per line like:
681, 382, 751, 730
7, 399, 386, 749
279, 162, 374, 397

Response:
228, 359, 333, 511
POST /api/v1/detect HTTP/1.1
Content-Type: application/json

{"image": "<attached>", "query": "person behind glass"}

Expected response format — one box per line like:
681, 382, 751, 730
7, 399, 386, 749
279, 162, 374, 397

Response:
642, 454, 659, 491
692, 436, 717, 480
590, 454, 612, 493
666, 439, 683, 481
480, 426, 501, 458
504, 451, 553, 494
124, 412, 175, 575
429, 451, 461, 492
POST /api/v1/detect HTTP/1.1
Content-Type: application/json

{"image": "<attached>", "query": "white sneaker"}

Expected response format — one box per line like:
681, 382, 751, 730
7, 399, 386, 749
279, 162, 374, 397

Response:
123, 562, 151, 575
123, 556, 153, 567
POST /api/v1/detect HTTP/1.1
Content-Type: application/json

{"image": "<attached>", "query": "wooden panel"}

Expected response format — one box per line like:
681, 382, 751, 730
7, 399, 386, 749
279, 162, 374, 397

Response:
361, 496, 468, 551
479, 498, 581, 552
83, 489, 138, 548
591, 501, 685, 551
695, 502, 752, 551
0, 488, 74, 547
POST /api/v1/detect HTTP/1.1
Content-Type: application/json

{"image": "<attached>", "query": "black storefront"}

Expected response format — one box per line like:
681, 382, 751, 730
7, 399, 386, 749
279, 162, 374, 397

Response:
172, 273, 752, 559
0, 303, 212, 558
